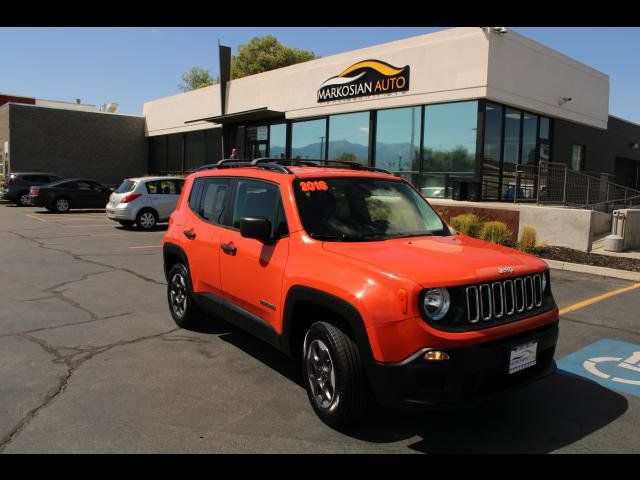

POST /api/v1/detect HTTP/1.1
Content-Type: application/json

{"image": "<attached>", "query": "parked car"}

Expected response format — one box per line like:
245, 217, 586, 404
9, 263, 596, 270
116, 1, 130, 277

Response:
29, 178, 112, 212
106, 176, 185, 230
161, 159, 559, 427
1, 172, 64, 206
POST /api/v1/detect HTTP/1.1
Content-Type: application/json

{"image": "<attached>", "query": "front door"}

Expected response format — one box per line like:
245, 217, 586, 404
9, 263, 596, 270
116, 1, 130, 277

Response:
219, 178, 289, 332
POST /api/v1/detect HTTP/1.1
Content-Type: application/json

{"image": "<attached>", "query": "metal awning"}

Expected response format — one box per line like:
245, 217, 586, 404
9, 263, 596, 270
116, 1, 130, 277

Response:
185, 107, 285, 125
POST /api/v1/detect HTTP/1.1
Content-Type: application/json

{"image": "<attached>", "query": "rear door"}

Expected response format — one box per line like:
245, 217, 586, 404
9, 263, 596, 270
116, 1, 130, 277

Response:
150, 179, 182, 221
218, 178, 290, 332
181, 177, 231, 298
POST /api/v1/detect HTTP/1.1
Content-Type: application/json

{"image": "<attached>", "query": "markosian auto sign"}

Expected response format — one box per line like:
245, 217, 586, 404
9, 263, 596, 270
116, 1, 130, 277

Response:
317, 60, 410, 103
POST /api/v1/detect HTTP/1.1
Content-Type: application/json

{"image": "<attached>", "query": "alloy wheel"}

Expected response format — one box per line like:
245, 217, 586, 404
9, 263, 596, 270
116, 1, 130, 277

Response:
305, 338, 338, 410
140, 212, 155, 229
169, 273, 187, 319
56, 198, 69, 212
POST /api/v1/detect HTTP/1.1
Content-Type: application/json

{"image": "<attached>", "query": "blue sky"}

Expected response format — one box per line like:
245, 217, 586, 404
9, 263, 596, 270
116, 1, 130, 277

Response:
1, 27, 639, 122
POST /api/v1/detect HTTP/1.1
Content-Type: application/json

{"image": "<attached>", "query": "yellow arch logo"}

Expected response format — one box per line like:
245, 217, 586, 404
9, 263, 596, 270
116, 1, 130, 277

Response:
338, 60, 406, 78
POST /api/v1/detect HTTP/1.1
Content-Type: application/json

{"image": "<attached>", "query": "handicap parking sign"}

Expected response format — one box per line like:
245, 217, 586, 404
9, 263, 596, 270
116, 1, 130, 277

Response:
557, 339, 640, 398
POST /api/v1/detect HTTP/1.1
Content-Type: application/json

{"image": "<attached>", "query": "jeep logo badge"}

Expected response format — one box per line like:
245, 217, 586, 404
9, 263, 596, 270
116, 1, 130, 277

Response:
498, 266, 514, 274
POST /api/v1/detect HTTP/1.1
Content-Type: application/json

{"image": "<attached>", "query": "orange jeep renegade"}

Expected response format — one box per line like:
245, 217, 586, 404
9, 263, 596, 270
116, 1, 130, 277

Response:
162, 159, 559, 427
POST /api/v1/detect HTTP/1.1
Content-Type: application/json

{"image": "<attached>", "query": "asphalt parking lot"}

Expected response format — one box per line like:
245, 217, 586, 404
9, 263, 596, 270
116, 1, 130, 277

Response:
0, 201, 639, 453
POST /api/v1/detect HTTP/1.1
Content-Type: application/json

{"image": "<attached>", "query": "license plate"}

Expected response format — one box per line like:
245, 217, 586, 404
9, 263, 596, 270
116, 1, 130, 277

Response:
509, 341, 537, 374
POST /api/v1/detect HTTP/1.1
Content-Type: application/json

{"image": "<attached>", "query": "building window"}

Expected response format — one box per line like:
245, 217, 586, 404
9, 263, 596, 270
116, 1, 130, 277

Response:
149, 135, 167, 173
327, 112, 370, 165
521, 112, 538, 166
375, 106, 421, 185
269, 124, 286, 158
291, 118, 326, 160
421, 101, 478, 198
481, 103, 504, 200
571, 144, 585, 171
184, 130, 206, 171
167, 134, 183, 172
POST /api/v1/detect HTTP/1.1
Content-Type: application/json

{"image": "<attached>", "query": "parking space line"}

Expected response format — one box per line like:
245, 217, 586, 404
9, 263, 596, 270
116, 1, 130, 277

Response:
129, 245, 162, 249
62, 224, 113, 228
560, 283, 640, 316
25, 214, 47, 222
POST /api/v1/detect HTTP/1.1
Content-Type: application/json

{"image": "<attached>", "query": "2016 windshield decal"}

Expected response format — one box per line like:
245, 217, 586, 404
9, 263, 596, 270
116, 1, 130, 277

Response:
317, 59, 410, 103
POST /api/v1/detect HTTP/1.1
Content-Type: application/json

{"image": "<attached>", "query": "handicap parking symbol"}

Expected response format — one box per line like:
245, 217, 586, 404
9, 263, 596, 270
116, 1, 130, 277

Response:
557, 339, 640, 398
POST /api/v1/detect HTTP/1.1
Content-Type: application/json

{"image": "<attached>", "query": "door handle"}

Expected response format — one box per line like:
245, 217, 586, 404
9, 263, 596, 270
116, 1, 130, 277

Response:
221, 243, 237, 255
183, 229, 196, 240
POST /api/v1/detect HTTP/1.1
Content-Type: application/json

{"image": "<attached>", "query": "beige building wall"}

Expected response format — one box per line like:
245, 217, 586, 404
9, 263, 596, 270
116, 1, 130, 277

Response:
143, 27, 610, 136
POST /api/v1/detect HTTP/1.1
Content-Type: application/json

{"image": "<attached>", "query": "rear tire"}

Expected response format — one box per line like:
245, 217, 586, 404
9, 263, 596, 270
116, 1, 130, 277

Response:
302, 321, 369, 427
136, 209, 157, 230
167, 263, 204, 329
16, 192, 30, 207
54, 197, 71, 213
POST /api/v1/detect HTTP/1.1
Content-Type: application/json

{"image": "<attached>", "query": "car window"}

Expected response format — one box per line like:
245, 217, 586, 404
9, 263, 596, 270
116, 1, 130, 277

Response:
232, 179, 281, 236
115, 180, 136, 193
188, 179, 205, 212
159, 179, 179, 195
76, 181, 92, 190
200, 179, 230, 224
60, 181, 78, 189
174, 179, 184, 195
48, 176, 62, 183
145, 180, 161, 194
21, 175, 35, 182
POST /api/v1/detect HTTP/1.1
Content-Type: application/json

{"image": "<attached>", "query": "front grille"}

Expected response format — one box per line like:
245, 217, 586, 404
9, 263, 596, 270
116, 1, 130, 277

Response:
465, 274, 543, 324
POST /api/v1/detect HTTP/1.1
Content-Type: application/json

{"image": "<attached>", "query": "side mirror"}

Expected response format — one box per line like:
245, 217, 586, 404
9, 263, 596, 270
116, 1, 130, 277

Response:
240, 217, 272, 244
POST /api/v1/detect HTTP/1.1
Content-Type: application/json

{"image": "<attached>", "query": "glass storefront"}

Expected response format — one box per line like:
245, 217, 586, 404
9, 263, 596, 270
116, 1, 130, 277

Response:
291, 118, 326, 160
375, 106, 421, 185
327, 112, 369, 165
150, 100, 553, 201
420, 101, 478, 198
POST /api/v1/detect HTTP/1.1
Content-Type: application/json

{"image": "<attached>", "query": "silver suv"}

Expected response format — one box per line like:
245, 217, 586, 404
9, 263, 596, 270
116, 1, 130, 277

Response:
106, 176, 185, 230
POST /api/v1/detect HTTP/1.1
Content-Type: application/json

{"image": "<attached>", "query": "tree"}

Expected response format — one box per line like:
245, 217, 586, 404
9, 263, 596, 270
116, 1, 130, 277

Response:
178, 66, 218, 92
231, 35, 317, 79
336, 152, 357, 163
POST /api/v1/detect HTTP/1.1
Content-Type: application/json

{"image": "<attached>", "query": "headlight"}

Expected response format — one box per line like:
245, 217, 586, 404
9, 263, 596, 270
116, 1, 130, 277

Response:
421, 288, 450, 321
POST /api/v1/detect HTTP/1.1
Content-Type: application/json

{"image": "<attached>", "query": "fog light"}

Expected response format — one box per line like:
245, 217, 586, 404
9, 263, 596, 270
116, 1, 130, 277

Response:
424, 350, 450, 361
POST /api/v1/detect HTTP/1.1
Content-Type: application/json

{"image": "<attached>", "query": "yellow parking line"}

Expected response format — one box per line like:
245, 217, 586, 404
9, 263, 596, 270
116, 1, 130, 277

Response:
62, 224, 113, 228
560, 283, 640, 316
129, 245, 162, 249
26, 214, 47, 222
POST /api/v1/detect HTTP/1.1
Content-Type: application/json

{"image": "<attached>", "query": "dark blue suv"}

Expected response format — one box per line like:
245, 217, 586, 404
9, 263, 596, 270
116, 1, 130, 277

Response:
1, 172, 64, 206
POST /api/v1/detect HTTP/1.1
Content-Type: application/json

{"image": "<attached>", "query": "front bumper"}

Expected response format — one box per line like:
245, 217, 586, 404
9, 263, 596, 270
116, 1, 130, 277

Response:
366, 319, 559, 411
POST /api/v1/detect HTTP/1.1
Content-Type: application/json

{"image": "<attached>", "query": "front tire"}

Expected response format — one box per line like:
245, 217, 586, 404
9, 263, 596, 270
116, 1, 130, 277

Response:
302, 321, 369, 427
137, 209, 157, 230
167, 263, 203, 329
54, 197, 70, 213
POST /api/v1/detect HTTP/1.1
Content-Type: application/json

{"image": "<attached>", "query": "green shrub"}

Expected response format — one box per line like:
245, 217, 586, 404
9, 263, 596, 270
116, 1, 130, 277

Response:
449, 213, 483, 237
479, 221, 512, 245
518, 226, 537, 253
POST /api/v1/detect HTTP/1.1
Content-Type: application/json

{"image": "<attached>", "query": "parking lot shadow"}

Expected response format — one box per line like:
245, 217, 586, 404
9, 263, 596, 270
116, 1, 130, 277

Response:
341, 370, 628, 453
187, 317, 630, 452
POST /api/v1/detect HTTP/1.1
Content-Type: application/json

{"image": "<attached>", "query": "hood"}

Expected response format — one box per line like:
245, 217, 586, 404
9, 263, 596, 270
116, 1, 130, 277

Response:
322, 234, 546, 288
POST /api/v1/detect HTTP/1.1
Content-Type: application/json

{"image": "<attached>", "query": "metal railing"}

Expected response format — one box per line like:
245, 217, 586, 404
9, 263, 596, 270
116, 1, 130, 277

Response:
535, 161, 640, 210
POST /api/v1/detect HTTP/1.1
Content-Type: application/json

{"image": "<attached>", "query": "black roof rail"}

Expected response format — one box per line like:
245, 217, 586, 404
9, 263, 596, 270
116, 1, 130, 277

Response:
192, 157, 394, 175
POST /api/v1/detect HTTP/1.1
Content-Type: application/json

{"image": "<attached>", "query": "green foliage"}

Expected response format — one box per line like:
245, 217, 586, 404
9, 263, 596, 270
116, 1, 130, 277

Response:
335, 152, 357, 163
231, 35, 318, 79
449, 213, 482, 238
423, 146, 474, 172
178, 66, 217, 92
479, 221, 512, 245
518, 226, 537, 253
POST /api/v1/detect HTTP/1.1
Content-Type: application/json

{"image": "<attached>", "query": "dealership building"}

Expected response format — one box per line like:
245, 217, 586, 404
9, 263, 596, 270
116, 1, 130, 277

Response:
142, 27, 640, 201
3, 27, 640, 202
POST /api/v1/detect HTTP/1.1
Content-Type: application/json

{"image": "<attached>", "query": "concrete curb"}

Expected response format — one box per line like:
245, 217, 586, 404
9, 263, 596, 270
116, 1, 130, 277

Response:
543, 258, 640, 282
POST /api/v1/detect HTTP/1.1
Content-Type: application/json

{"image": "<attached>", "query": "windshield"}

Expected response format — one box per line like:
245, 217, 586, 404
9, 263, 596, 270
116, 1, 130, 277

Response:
294, 178, 449, 241
115, 180, 136, 194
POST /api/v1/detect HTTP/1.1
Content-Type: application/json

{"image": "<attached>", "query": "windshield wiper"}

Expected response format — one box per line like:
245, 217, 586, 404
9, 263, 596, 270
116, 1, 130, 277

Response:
385, 232, 435, 240
309, 232, 363, 241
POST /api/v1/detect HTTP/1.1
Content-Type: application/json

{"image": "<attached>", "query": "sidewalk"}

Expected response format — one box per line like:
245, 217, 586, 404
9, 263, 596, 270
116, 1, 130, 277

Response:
591, 237, 640, 260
